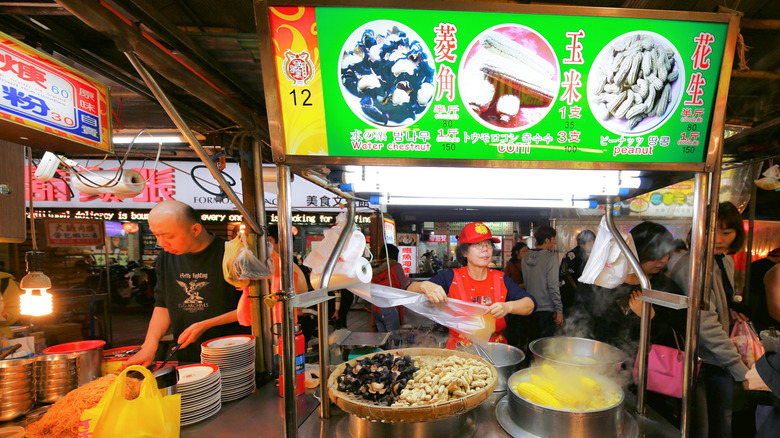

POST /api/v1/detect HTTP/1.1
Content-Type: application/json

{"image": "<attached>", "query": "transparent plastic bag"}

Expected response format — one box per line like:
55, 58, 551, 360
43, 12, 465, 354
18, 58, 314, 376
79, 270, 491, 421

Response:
348, 283, 492, 344
304, 213, 366, 276
235, 234, 275, 280
579, 216, 637, 289
730, 320, 765, 368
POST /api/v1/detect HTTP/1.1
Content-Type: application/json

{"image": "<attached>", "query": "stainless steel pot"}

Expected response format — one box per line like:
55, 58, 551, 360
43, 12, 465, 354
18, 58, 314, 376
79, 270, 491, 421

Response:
43, 341, 104, 385
529, 337, 625, 375
506, 368, 625, 438
482, 343, 524, 391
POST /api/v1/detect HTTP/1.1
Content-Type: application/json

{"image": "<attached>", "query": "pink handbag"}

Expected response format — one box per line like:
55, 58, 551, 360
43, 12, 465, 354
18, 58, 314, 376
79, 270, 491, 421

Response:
633, 330, 698, 398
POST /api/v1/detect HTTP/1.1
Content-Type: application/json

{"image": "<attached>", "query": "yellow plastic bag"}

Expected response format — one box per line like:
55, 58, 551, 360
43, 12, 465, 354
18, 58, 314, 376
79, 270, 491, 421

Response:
79, 365, 181, 438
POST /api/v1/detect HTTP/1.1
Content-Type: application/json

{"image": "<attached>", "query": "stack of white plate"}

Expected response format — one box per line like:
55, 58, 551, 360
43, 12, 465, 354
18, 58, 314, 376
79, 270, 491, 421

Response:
176, 364, 221, 426
200, 335, 255, 402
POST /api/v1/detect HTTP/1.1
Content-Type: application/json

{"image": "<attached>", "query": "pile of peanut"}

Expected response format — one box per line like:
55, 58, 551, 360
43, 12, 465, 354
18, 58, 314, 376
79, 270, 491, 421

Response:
391, 355, 492, 407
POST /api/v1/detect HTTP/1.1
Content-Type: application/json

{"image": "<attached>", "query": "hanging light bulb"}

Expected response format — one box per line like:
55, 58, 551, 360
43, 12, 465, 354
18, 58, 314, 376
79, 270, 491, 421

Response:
21, 147, 53, 317
19, 251, 52, 317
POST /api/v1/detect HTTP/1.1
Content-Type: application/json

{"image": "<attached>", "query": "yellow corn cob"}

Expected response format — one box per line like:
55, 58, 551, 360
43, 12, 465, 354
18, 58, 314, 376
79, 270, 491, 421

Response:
530, 374, 588, 409
541, 364, 561, 380
513, 382, 564, 409
577, 376, 602, 395
481, 31, 556, 78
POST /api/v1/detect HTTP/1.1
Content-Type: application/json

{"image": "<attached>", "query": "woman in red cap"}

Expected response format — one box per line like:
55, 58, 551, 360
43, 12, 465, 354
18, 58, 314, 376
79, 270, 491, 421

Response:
408, 222, 536, 349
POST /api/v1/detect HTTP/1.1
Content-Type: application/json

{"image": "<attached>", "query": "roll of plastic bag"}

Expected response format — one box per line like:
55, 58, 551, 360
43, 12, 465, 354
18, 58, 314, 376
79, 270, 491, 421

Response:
310, 257, 372, 290
304, 213, 366, 273
348, 283, 492, 344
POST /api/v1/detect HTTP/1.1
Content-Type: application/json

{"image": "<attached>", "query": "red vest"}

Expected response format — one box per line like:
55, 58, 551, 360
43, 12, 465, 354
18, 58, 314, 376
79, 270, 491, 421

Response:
445, 267, 508, 349
371, 261, 401, 312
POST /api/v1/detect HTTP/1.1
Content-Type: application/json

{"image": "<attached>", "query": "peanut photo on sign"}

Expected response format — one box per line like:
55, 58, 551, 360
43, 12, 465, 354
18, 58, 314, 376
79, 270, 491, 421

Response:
458, 24, 559, 131
587, 31, 684, 135
338, 20, 436, 128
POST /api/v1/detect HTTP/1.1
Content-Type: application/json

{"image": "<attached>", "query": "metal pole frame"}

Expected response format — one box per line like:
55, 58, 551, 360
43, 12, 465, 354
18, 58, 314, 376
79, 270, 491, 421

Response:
744, 163, 760, 299
316, 199, 356, 419
277, 164, 298, 438
124, 51, 264, 237
604, 199, 652, 414
681, 173, 708, 437
251, 139, 273, 376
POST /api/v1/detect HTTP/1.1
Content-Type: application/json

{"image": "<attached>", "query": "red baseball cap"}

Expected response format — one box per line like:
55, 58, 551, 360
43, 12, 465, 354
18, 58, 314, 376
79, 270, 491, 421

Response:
458, 222, 500, 244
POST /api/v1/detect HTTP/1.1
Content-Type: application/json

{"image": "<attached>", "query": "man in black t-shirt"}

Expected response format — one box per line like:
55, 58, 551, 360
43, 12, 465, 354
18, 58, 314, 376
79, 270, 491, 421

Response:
122, 200, 247, 366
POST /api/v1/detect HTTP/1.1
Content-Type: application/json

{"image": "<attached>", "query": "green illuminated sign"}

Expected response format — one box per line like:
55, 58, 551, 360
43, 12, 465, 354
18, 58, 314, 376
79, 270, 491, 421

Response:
269, 6, 730, 164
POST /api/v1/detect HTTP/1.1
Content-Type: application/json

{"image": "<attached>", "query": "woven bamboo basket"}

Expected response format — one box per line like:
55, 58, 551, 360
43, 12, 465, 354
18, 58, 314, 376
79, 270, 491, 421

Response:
327, 347, 498, 423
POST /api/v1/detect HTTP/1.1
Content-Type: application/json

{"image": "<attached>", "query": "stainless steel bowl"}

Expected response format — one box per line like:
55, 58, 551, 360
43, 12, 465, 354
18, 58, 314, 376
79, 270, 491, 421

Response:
507, 368, 625, 438
529, 337, 626, 375
0, 379, 32, 392
37, 369, 79, 379
0, 391, 34, 405
480, 343, 524, 391
0, 398, 33, 421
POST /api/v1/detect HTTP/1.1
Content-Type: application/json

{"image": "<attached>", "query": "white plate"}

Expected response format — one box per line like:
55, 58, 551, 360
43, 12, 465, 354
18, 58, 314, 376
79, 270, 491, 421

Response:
177, 374, 220, 391
221, 385, 255, 402
181, 402, 221, 426
180, 381, 221, 400
182, 394, 221, 414
201, 335, 255, 350
221, 379, 256, 394
219, 363, 254, 377
176, 364, 219, 386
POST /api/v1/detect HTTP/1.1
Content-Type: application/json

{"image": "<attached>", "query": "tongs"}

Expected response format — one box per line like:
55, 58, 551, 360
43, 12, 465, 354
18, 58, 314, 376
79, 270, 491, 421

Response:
455, 341, 494, 364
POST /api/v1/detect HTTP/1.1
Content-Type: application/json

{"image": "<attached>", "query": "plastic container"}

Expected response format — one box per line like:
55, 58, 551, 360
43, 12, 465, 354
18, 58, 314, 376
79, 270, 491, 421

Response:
43, 340, 105, 385
101, 345, 140, 375
278, 328, 305, 397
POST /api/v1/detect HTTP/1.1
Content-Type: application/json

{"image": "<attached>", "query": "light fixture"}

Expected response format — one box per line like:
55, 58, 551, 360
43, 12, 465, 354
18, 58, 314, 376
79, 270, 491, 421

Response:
112, 135, 184, 144
339, 166, 641, 200
20, 251, 53, 317
21, 147, 53, 317
379, 195, 596, 209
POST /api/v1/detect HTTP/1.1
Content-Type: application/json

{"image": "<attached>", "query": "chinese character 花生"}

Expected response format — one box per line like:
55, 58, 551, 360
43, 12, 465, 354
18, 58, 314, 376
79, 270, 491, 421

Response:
684, 73, 706, 106
691, 32, 715, 71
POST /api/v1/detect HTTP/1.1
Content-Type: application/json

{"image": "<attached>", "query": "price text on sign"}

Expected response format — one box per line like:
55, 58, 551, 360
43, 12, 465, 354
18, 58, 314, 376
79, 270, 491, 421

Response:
0, 31, 111, 151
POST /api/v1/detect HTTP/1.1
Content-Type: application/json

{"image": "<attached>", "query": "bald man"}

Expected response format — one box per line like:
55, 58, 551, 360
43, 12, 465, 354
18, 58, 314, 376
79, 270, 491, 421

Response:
122, 200, 247, 367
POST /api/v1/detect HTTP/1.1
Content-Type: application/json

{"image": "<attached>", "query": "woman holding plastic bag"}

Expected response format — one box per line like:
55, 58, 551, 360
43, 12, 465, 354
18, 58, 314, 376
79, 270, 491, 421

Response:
670, 202, 749, 438
407, 222, 536, 349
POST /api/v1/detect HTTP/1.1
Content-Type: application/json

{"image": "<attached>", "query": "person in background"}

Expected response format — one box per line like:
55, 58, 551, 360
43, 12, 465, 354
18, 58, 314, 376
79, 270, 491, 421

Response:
408, 222, 536, 349
522, 225, 562, 340
420, 251, 435, 276
504, 242, 528, 289
569, 221, 682, 361
265, 225, 316, 345
370, 244, 410, 332
559, 229, 596, 315
745, 349, 780, 438
670, 201, 748, 438
747, 248, 780, 333
122, 200, 248, 368
666, 238, 690, 273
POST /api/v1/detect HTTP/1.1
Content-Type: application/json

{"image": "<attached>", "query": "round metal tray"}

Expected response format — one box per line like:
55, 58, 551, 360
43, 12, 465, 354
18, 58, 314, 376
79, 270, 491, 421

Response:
495, 395, 638, 438
335, 411, 478, 438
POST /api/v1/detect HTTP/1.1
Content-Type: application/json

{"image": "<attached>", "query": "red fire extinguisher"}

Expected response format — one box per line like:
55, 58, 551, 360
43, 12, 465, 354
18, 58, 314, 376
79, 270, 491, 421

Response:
278, 326, 305, 397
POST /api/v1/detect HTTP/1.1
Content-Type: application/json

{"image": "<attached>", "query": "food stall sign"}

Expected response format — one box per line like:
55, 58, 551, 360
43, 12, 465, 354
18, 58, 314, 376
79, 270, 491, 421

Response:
265, 4, 736, 169
0, 31, 111, 154
383, 217, 396, 245
43, 219, 104, 247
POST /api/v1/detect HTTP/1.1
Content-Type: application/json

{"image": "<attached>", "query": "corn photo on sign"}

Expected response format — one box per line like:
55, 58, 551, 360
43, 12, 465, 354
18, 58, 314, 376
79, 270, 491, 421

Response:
269, 5, 731, 165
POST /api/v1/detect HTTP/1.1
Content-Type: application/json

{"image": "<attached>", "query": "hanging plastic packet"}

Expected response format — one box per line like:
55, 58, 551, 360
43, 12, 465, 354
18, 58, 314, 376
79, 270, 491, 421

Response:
348, 283, 492, 344
235, 233, 275, 280
755, 164, 780, 191
304, 213, 372, 289
579, 216, 637, 289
